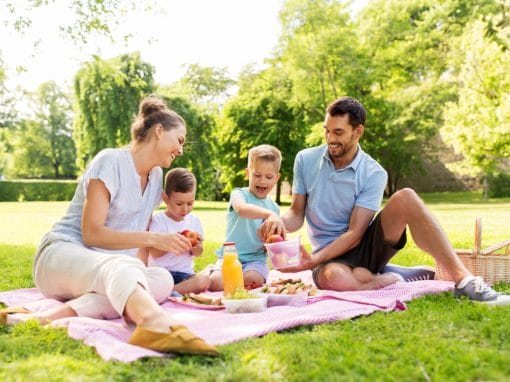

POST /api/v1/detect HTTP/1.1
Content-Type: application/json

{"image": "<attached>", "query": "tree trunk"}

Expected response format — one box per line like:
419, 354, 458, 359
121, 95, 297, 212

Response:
53, 163, 60, 179
483, 174, 488, 200
276, 180, 281, 205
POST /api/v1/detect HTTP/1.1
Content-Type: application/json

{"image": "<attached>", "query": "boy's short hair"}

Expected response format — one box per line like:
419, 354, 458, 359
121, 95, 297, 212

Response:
164, 168, 196, 195
247, 144, 282, 171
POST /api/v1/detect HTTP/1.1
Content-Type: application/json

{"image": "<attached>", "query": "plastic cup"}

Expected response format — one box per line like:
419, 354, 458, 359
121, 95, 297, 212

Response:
265, 236, 301, 269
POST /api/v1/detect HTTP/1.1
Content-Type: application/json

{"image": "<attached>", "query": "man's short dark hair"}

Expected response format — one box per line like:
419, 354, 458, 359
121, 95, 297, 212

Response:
326, 97, 366, 127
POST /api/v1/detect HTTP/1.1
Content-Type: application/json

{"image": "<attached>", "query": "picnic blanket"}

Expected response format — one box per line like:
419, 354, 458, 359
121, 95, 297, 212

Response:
0, 270, 454, 363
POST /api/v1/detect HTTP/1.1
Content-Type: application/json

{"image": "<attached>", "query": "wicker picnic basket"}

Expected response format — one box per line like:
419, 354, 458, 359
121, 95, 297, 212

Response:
435, 217, 510, 285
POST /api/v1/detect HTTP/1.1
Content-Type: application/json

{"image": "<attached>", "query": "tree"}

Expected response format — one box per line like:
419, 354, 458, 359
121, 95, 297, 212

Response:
442, 17, 510, 197
278, 0, 371, 120
167, 64, 235, 108
5, 81, 76, 178
2, 0, 157, 45
32, 81, 77, 178
73, 52, 155, 169
159, 63, 235, 200
218, 65, 306, 203
157, 93, 221, 201
352, 0, 500, 193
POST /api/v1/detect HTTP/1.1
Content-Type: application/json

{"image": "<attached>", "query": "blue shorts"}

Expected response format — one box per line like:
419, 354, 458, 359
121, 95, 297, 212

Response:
169, 271, 195, 285
213, 259, 269, 281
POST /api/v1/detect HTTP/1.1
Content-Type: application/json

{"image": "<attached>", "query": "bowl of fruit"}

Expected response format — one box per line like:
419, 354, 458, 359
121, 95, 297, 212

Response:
264, 235, 302, 269
222, 288, 267, 314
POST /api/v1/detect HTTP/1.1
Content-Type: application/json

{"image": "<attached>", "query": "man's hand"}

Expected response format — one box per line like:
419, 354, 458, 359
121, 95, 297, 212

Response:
278, 245, 315, 273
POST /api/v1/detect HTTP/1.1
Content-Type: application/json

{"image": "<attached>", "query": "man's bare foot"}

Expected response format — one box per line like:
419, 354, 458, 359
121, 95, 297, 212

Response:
370, 273, 401, 289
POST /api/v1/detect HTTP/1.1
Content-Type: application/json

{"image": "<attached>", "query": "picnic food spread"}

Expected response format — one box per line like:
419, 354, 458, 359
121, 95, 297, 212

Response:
174, 280, 319, 312
182, 293, 223, 306
222, 288, 267, 313
260, 278, 319, 296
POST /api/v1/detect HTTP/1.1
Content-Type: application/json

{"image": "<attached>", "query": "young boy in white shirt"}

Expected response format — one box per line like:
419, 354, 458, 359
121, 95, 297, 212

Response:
148, 168, 210, 294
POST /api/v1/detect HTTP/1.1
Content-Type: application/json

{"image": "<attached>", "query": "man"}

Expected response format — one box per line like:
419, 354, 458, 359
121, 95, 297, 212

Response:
276, 96, 510, 305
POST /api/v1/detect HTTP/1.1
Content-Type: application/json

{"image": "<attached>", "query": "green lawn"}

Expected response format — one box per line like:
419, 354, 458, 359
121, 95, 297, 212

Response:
1, 192, 510, 381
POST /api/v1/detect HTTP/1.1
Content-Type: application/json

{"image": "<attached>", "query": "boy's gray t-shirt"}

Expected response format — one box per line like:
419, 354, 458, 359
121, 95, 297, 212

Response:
47, 148, 163, 257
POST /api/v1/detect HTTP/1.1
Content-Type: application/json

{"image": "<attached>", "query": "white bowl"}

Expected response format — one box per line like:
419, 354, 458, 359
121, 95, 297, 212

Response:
222, 295, 267, 313
265, 236, 301, 269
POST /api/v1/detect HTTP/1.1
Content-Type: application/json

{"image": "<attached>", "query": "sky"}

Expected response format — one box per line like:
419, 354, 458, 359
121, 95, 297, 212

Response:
2, 0, 367, 92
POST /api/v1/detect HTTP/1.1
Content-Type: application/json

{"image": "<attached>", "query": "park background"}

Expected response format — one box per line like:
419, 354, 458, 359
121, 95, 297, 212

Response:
1, 0, 510, 381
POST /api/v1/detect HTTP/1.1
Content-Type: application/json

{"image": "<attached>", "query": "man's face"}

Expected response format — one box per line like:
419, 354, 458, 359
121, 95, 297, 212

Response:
323, 113, 363, 160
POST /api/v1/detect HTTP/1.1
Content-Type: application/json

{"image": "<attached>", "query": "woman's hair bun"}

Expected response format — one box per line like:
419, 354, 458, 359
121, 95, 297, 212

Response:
139, 96, 167, 117
131, 94, 185, 143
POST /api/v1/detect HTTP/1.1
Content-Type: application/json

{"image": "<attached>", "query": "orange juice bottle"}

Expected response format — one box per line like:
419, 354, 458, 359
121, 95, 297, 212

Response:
222, 242, 244, 296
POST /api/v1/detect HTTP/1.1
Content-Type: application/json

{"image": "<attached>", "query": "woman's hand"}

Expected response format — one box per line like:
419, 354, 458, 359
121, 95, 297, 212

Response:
152, 232, 192, 254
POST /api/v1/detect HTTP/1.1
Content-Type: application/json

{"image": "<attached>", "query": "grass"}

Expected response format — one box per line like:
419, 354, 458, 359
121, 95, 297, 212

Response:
1, 192, 510, 381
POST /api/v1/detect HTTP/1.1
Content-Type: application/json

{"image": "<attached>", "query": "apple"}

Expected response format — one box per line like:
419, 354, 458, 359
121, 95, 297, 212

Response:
180, 229, 199, 247
266, 234, 284, 244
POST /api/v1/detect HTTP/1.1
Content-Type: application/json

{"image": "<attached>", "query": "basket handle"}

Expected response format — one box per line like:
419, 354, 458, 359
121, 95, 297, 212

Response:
473, 217, 482, 256
480, 239, 510, 256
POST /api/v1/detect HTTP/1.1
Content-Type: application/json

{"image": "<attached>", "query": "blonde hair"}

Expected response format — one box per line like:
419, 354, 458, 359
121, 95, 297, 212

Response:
247, 144, 282, 171
131, 95, 185, 142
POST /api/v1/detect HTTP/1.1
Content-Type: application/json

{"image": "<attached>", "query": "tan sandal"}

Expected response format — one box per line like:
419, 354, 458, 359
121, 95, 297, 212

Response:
0, 306, 32, 325
128, 324, 219, 356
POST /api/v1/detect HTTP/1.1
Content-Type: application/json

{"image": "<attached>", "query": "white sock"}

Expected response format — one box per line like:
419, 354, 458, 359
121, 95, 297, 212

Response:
456, 275, 476, 289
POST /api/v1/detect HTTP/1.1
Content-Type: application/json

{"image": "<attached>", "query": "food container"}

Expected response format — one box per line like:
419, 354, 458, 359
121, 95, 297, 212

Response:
263, 291, 308, 307
222, 295, 267, 313
265, 236, 301, 269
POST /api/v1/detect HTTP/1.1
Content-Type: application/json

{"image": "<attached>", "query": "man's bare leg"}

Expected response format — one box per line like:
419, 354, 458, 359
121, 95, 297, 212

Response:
316, 263, 399, 291
380, 188, 470, 284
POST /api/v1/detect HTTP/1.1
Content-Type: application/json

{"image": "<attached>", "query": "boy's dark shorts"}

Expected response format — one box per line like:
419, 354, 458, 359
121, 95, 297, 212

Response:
169, 271, 195, 285
312, 214, 407, 286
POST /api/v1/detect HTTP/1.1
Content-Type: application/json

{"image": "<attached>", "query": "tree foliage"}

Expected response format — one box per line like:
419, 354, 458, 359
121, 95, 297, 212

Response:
170, 64, 236, 108
2, 0, 156, 45
442, 15, 510, 181
3, 81, 76, 179
73, 52, 155, 169
158, 93, 222, 201
218, 65, 306, 203
279, 0, 370, 120
350, 0, 501, 193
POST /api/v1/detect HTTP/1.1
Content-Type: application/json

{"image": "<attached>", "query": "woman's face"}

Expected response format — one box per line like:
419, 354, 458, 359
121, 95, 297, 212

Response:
156, 124, 187, 168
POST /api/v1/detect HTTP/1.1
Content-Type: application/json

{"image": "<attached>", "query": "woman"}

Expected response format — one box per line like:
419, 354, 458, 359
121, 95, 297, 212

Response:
1, 96, 217, 356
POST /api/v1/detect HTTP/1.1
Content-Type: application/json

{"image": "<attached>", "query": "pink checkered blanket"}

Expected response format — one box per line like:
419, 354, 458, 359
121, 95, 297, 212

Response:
0, 270, 453, 362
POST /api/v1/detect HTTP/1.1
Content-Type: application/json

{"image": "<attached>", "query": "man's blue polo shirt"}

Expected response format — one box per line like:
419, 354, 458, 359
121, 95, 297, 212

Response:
292, 144, 387, 253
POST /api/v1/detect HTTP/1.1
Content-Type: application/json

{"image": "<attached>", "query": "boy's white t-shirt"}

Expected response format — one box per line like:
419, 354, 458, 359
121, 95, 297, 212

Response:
148, 211, 204, 274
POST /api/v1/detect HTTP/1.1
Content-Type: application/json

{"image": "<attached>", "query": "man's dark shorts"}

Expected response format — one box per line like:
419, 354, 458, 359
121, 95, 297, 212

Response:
312, 214, 407, 286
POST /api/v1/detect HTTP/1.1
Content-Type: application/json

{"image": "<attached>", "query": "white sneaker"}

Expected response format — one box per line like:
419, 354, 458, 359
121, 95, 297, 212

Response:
454, 277, 510, 306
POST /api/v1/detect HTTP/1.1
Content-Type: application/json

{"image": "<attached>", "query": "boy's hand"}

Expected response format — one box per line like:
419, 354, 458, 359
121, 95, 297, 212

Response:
261, 213, 286, 241
278, 245, 315, 272
190, 234, 204, 257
